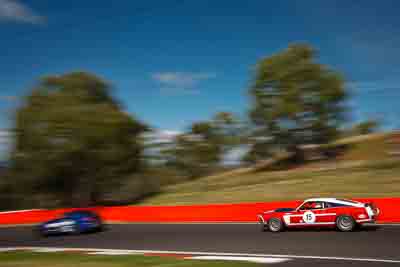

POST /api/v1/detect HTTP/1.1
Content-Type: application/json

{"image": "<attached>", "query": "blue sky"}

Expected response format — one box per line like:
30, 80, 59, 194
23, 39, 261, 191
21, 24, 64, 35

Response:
1, 0, 400, 145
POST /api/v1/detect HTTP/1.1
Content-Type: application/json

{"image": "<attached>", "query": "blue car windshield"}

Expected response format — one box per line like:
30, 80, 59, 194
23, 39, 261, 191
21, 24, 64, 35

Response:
64, 211, 95, 218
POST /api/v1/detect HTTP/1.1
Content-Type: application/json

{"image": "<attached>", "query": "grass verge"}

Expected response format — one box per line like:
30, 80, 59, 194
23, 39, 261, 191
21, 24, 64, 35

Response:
142, 159, 400, 205
142, 133, 400, 205
0, 252, 261, 267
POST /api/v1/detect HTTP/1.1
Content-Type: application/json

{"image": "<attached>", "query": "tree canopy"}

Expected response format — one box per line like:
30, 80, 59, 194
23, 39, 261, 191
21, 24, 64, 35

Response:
162, 112, 242, 178
11, 72, 147, 207
249, 44, 347, 152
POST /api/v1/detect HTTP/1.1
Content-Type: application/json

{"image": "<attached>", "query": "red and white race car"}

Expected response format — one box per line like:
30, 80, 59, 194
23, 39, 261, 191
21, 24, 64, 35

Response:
258, 198, 379, 232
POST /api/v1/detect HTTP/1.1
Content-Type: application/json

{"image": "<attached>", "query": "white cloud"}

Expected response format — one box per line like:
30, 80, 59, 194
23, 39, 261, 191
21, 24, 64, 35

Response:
152, 72, 216, 87
152, 72, 216, 94
154, 130, 181, 143
144, 129, 181, 144
222, 145, 250, 166
0, 130, 11, 139
0, 0, 45, 24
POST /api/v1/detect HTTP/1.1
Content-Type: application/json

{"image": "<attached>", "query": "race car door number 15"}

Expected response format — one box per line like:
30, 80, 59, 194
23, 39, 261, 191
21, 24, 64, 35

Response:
303, 211, 316, 223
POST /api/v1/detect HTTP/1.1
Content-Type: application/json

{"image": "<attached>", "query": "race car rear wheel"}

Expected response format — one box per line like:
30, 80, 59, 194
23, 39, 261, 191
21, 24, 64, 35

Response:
268, 218, 284, 232
336, 215, 356, 232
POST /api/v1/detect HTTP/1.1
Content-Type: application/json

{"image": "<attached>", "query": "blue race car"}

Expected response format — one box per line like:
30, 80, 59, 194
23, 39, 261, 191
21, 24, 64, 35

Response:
38, 210, 104, 236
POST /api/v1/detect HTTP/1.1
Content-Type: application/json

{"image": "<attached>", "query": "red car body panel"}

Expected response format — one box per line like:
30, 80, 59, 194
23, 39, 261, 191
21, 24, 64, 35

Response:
258, 198, 379, 229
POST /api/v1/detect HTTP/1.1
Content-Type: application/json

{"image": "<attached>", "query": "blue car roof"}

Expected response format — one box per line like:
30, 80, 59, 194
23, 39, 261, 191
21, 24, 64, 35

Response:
64, 211, 97, 217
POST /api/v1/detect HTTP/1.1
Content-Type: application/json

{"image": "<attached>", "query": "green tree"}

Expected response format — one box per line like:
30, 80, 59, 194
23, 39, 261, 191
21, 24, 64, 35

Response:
11, 72, 147, 207
212, 112, 243, 149
163, 112, 245, 177
243, 139, 273, 164
352, 119, 380, 135
249, 44, 347, 156
164, 122, 217, 178
170, 122, 221, 178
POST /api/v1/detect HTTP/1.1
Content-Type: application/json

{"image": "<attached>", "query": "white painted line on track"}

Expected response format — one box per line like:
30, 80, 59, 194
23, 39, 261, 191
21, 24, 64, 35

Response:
4, 247, 400, 264
191, 256, 290, 264
0, 248, 18, 252
31, 248, 70, 253
88, 251, 141, 255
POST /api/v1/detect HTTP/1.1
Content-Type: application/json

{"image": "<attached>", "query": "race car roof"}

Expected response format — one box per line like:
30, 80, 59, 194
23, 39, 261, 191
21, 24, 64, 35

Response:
303, 198, 364, 207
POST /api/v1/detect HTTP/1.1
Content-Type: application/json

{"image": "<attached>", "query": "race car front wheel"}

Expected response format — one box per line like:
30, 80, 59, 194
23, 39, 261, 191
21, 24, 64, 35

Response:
268, 218, 284, 232
70, 223, 81, 235
336, 215, 356, 232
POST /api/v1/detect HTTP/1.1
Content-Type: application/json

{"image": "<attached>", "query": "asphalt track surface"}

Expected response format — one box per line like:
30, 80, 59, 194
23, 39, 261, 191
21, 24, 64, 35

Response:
1, 224, 400, 266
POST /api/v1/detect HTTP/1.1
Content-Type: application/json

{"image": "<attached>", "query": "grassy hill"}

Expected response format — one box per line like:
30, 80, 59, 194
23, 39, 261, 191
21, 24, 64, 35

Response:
142, 132, 400, 205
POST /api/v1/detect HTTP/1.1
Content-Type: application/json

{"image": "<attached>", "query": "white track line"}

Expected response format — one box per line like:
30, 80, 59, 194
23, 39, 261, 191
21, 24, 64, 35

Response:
88, 251, 141, 255
31, 248, 71, 253
4, 247, 400, 264
191, 256, 290, 264
0, 248, 18, 252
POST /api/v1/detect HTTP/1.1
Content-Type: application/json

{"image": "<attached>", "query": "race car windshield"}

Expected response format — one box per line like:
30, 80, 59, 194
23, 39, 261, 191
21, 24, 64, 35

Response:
64, 211, 94, 218
297, 201, 324, 210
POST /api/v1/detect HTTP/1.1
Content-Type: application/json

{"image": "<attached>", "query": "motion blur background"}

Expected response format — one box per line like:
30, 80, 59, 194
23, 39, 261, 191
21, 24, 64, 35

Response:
1, 0, 400, 210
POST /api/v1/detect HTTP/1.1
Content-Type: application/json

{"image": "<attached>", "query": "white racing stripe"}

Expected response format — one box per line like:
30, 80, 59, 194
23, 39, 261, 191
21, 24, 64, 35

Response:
2, 247, 400, 264
287, 222, 336, 226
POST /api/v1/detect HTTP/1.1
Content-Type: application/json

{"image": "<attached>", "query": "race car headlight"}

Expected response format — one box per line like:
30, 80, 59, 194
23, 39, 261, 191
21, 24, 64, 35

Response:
358, 214, 366, 219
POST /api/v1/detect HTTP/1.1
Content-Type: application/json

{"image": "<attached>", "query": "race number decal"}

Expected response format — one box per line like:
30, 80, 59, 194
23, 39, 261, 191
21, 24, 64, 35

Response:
303, 211, 316, 224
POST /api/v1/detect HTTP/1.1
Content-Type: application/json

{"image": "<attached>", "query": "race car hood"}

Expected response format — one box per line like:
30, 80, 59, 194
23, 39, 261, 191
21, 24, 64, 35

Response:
41, 217, 75, 229
263, 207, 295, 214
42, 218, 64, 225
